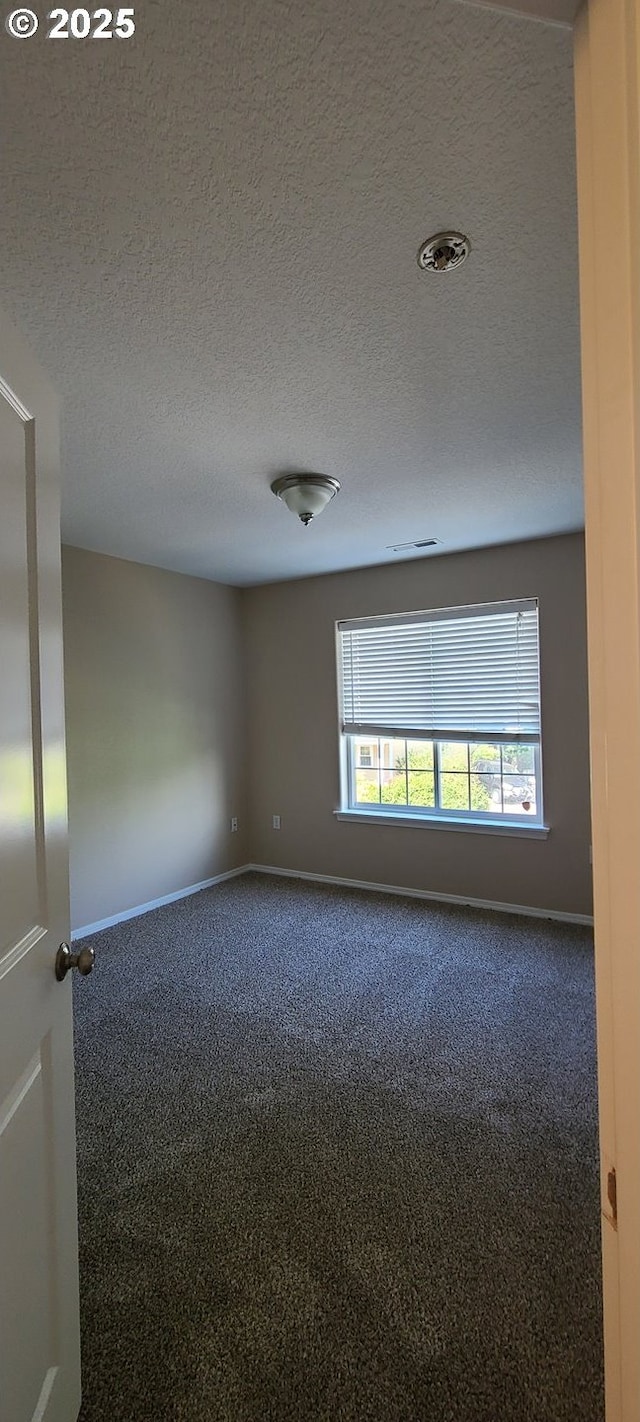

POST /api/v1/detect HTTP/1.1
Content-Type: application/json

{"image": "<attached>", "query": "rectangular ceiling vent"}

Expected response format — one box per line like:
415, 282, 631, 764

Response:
386, 538, 441, 553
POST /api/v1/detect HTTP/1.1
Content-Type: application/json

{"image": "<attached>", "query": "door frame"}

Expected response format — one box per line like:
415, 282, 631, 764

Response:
573, 0, 640, 1415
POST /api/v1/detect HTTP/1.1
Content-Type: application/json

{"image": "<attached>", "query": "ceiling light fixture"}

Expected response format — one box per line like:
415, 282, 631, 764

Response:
417, 231, 470, 273
271, 473, 340, 527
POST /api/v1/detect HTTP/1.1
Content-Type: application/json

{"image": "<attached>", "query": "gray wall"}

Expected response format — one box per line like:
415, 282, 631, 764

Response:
242, 533, 592, 916
62, 546, 248, 932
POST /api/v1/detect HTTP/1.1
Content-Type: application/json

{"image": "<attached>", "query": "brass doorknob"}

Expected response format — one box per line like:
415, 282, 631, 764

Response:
55, 942, 95, 982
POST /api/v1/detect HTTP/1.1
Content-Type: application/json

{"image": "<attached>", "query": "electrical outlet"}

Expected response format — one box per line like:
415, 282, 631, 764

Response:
231, 817, 238, 833
272, 814, 281, 830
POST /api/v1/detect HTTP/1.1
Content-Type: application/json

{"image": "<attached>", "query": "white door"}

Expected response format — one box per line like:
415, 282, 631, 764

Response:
0, 307, 83, 1422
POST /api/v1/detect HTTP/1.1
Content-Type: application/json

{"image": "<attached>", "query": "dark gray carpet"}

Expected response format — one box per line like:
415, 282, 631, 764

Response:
74, 871, 604, 1422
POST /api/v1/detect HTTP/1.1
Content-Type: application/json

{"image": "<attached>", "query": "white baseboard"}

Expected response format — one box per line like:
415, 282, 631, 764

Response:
71, 865, 251, 940
72, 861, 594, 937
246, 863, 594, 926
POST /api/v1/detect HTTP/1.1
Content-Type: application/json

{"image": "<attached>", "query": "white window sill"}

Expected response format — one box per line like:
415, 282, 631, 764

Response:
334, 809, 550, 839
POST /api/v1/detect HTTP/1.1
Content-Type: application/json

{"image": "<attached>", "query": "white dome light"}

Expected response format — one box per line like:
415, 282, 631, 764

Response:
271, 473, 341, 527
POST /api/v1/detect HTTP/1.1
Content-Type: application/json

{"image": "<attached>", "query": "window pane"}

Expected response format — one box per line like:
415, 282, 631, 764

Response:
380, 770, 408, 805
501, 774, 537, 813
440, 773, 470, 811
502, 744, 534, 774
355, 769, 380, 804
406, 739, 434, 770
408, 771, 435, 807
440, 742, 469, 772
470, 773, 495, 813
378, 737, 407, 770
469, 742, 501, 774
354, 737, 378, 768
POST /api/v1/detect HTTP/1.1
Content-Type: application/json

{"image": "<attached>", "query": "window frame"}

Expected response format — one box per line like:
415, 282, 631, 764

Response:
335, 600, 547, 836
344, 733, 544, 828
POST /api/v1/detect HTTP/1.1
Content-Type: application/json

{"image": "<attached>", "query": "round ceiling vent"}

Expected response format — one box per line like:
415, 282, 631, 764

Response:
417, 231, 470, 273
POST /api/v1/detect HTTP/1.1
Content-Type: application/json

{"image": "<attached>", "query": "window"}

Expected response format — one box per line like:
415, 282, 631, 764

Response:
337, 599, 543, 828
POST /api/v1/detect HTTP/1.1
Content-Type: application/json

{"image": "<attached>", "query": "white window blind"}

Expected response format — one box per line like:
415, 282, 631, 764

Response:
338, 599, 541, 743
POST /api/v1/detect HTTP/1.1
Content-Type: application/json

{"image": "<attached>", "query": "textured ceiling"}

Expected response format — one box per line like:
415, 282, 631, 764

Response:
0, 0, 580, 586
